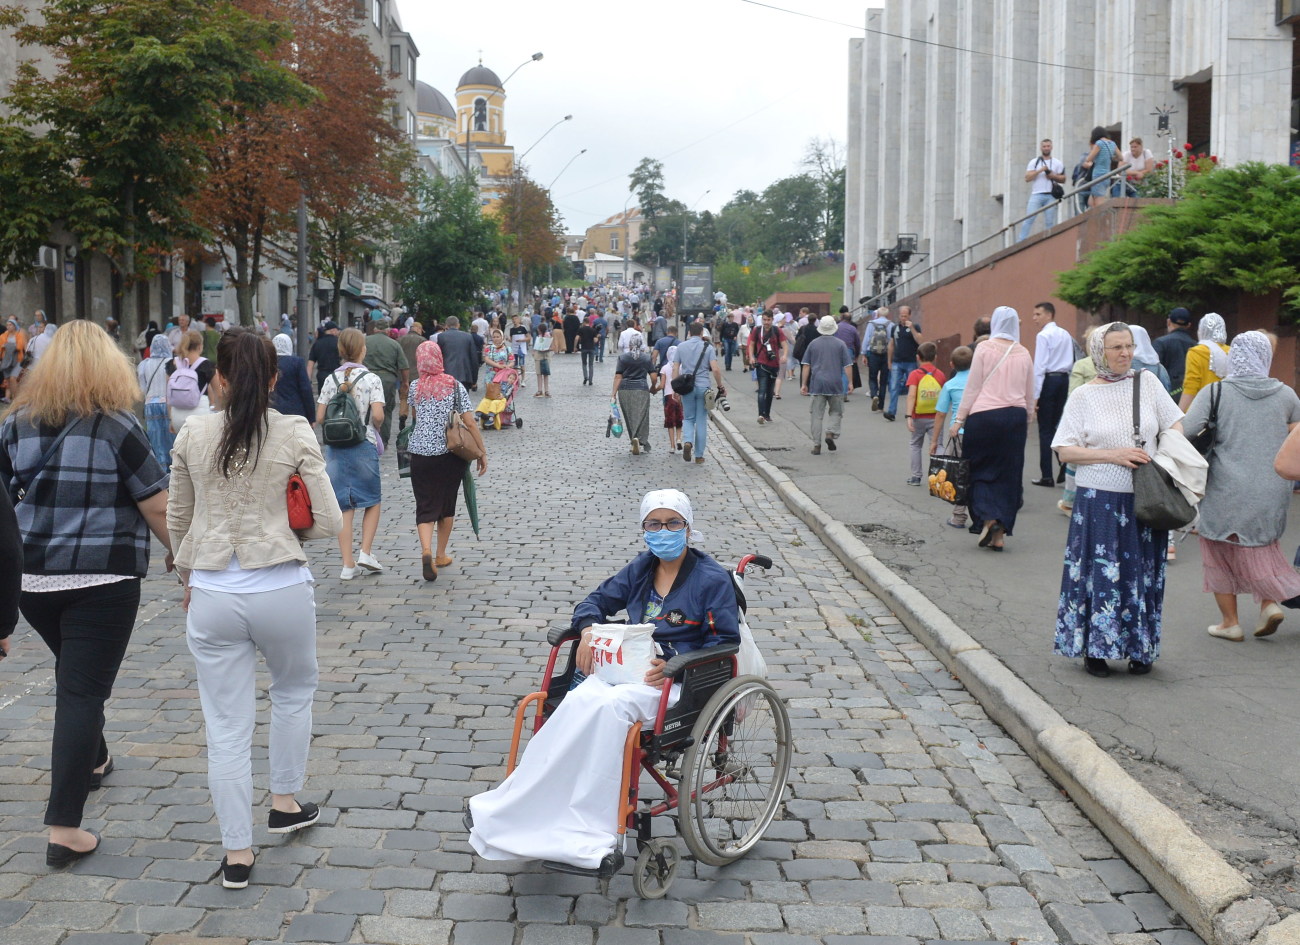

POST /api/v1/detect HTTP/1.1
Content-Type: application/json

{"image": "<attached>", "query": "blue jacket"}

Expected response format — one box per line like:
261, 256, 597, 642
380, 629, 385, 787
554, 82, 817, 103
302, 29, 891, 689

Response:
572, 548, 740, 658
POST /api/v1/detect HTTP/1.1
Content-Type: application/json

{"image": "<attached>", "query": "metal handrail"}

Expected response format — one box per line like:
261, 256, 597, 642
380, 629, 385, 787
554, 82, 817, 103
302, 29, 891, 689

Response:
861, 162, 1132, 309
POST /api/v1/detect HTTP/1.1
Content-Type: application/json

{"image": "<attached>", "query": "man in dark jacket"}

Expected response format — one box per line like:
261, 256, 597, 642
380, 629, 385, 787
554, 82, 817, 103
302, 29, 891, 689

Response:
1153, 306, 1196, 397
435, 316, 481, 390
0, 488, 21, 660
562, 308, 582, 354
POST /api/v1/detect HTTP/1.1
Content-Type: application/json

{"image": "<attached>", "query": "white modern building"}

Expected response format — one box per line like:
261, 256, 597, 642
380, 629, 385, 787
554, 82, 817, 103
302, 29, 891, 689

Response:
844, 0, 1298, 301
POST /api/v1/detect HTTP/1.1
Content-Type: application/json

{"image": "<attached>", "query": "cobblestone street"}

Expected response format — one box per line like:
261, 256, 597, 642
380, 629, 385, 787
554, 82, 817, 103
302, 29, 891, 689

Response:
0, 355, 1203, 945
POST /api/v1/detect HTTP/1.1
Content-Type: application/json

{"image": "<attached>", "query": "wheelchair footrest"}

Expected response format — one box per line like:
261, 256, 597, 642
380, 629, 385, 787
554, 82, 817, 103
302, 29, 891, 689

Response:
542, 850, 625, 879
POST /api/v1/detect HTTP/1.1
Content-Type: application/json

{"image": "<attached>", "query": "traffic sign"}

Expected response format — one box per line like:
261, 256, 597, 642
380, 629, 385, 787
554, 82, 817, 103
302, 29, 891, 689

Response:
848, 262, 858, 284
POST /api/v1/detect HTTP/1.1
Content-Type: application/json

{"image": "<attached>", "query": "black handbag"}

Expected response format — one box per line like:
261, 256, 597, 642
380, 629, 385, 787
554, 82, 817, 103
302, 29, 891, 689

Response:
927, 439, 970, 506
671, 345, 709, 395
1187, 382, 1220, 456
1131, 371, 1196, 530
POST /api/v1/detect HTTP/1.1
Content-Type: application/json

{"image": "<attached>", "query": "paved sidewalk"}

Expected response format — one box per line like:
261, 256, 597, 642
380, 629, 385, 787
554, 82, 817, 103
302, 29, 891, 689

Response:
735, 371, 1300, 838
0, 354, 1201, 944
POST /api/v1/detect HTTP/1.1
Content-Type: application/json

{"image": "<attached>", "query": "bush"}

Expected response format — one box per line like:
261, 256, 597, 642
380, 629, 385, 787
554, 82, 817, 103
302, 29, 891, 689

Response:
1134, 142, 1220, 198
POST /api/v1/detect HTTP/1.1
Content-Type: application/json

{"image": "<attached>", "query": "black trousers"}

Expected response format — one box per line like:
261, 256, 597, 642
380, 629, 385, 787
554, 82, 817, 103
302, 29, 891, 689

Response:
21, 579, 141, 827
865, 353, 888, 400
580, 350, 595, 382
756, 365, 778, 420
1037, 372, 1069, 480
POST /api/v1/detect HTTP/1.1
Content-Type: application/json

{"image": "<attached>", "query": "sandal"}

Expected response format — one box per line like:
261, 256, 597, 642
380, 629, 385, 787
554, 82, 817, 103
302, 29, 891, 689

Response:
422, 555, 437, 582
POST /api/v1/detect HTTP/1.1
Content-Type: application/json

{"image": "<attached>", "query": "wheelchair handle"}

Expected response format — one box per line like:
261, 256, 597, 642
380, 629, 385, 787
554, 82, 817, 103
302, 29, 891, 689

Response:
737, 554, 773, 575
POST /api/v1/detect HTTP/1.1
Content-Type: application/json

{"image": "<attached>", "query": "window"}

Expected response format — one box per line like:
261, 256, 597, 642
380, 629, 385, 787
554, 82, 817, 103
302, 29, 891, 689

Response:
390, 45, 400, 74
372, 0, 381, 27
408, 50, 416, 84
610, 233, 620, 252
407, 109, 416, 139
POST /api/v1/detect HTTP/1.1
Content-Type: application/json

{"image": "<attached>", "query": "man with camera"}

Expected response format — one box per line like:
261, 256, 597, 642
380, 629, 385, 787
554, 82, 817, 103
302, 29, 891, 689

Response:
748, 309, 787, 424
801, 316, 854, 455
1017, 138, 1066, 242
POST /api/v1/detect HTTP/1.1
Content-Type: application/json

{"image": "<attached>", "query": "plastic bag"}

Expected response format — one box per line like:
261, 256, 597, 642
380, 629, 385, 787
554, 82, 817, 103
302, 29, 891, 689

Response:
736, 615, 767, 679
589, 623, 658, 686
608, 400, 623, 438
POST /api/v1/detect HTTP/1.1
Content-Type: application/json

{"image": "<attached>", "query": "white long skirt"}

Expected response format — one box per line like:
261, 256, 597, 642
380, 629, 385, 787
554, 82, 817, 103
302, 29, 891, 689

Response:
468, 676, 673, 869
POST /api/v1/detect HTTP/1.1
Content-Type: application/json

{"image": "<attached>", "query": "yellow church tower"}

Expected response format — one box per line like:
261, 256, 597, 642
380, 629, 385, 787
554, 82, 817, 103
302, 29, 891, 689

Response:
455, 62, 515, 213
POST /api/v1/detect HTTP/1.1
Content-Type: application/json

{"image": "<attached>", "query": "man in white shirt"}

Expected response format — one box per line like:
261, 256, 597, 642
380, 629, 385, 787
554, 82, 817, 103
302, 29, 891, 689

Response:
618, 316, 646, 353
1018, 139, 1066, 242
471, 312, 490, 337
1030, 301, 1075, 486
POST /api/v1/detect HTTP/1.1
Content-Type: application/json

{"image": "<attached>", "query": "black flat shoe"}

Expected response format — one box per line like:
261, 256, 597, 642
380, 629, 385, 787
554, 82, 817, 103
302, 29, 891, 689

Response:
1084, 658, 1111, 678
1030, 477, 1054, 487
89, 756, 113, 791
46, 831, 100, 868
220, 856, 253, 889
978, 522, 1002, 548
1128, 660, 1152, 675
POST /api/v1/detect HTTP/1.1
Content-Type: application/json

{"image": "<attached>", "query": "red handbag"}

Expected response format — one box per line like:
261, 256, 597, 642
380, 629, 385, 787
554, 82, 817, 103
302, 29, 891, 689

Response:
286, 473, 313, 530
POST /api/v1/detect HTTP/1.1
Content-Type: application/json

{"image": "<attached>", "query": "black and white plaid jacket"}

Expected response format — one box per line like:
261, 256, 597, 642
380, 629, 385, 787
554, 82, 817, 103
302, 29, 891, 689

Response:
0, 409, 167, 577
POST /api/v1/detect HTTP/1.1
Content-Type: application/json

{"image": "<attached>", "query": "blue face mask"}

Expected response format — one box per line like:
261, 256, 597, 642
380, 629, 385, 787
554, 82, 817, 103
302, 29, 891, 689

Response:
644, 528, 688, 561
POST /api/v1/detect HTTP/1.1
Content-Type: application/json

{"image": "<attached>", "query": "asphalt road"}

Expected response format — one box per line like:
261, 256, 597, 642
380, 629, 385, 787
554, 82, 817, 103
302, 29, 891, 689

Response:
726, 368, 1300, 836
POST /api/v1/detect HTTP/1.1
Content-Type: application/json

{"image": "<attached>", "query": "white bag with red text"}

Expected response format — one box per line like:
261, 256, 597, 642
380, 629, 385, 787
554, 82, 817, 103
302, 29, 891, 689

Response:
589, 623, 659, 686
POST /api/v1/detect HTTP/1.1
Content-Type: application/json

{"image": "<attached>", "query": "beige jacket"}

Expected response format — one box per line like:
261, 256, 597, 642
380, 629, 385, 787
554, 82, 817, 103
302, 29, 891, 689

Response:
168, 410, 342, 573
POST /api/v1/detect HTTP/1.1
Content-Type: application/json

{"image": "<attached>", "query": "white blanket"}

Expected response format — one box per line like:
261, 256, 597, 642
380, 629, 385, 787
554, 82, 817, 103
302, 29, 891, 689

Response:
468, 676, 675, 869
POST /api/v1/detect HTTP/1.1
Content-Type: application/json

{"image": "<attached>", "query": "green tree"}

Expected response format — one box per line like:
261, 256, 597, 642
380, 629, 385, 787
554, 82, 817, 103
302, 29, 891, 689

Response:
689, 210, 721, 264
395, 174, 504, 324
825, 168, 846, 251
801, 137, 844, 250
634, 198, 687, 268
629, 157, 669, 223
717, 190, 765, 262
1057, 163, 1300, 316
495, 170, 565, 298
714, 253, 785, 304
0, 0, 304, 344
759, 174, 824, 264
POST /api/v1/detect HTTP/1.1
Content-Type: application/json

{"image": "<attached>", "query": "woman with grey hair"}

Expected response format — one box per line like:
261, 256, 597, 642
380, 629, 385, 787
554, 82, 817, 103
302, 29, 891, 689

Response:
612, 333, 654, 455
271, 333, 315, 425
1185, 331, 1300, 641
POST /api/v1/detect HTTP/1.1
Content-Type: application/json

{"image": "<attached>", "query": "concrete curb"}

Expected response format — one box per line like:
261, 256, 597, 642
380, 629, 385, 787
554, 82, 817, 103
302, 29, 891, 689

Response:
713, 412, 1253, 945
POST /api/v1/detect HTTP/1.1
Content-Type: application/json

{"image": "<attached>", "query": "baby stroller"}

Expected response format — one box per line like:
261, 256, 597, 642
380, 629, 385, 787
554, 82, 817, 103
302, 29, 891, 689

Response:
475, 366, 524, 430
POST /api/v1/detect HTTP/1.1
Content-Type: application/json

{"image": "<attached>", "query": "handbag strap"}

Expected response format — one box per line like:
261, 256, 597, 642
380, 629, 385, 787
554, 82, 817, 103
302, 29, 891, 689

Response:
1131, 369, 1144, 448
687, 343, 708, 380
1207, 381, 1220, 424
14, 419, 81, 502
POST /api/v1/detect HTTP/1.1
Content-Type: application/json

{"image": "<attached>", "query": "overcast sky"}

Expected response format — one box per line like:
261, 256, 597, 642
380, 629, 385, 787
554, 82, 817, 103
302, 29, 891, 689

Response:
401, 0, 867, 233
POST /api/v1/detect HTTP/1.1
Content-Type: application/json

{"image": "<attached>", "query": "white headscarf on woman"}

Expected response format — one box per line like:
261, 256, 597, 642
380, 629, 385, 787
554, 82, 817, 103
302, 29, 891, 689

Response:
273, 333, 293, 356
990, 306, 1019, 343
639, 488, 704, 543
1129, 325, 1158, 364
1196, 312, 1231, 377
1227, 330, 1272, 380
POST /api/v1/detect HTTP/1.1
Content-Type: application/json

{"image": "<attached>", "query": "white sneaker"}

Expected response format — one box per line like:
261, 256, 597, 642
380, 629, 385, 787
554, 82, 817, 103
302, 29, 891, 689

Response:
1207, 623, 1244, 642
340, 566, 359, 581
357, 551, 383, 572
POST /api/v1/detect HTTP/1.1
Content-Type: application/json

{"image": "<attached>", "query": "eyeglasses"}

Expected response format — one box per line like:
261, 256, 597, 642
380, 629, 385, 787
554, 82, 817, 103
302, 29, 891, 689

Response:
1104, 344, 1136, 352
642, 519, 688, 532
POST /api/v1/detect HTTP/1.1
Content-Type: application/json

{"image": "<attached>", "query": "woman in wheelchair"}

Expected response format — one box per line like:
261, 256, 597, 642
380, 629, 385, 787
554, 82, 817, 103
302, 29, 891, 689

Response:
467, 489, 739, 869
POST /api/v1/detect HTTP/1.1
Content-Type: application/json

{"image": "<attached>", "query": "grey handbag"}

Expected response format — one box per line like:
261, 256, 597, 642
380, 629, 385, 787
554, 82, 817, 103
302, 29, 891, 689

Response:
1131, 370, 1196, 530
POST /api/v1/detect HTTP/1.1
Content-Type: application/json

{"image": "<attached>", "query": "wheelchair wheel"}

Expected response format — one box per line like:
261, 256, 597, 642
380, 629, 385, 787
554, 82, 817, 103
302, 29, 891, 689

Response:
678, 675, 791, 867
632, 839, 680, 899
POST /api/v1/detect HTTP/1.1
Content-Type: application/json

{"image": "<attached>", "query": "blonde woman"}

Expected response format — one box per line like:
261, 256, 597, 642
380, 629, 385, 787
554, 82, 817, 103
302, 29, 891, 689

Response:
316, 328, 385, 579
0, 320, 173, 867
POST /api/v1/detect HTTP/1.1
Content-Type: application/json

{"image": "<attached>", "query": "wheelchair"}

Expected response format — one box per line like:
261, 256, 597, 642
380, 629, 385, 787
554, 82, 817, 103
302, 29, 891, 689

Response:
502, 553, 792, 898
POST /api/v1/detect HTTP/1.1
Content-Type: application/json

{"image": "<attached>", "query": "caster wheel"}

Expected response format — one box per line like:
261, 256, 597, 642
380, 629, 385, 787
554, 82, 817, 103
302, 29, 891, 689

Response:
632, 839, 680, 899
515, 418, 524, 429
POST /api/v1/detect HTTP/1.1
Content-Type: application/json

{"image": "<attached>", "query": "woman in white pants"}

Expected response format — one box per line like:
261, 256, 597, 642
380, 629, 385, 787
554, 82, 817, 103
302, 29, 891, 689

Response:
168, 328, 342, 888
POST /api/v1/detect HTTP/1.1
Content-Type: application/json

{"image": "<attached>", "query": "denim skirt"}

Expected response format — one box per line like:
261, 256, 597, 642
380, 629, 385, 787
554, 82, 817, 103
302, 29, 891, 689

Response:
325, 440, 381, 511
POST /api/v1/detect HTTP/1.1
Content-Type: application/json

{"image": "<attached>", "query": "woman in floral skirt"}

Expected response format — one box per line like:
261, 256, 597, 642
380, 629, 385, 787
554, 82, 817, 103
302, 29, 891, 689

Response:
1051, 323, 1184, 678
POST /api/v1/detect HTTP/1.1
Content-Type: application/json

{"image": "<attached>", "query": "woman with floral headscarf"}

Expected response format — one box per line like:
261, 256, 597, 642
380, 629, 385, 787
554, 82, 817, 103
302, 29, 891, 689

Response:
406, 341, 486, 582
1185, 331, 1300, 642
1052, 322, 1184, 677
0, 316, 27, 402
1178, 313, 1230, 410
949, 306, 1036, 551
612, 333, 654, 455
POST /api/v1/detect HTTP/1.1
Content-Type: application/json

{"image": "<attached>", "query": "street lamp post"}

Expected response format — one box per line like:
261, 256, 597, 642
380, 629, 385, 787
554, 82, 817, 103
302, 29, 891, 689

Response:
519, 114, 572, 163
621, 192, 633, 285
512, 115, 574, 311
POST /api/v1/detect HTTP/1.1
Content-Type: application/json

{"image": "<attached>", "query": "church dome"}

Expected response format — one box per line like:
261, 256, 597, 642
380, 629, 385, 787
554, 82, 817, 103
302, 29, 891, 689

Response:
416, 81, 454, 118
458, 64, 502, 89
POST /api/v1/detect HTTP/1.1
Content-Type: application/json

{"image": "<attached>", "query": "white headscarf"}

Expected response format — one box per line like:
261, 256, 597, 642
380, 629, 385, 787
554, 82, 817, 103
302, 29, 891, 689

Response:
1129, 325, 1158, 364
990, 306, 1019, 343
273, 333, 293, 356
1228, 330, 1272, 379
1198, 313, 1227, 344
639, 489, 703, 543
